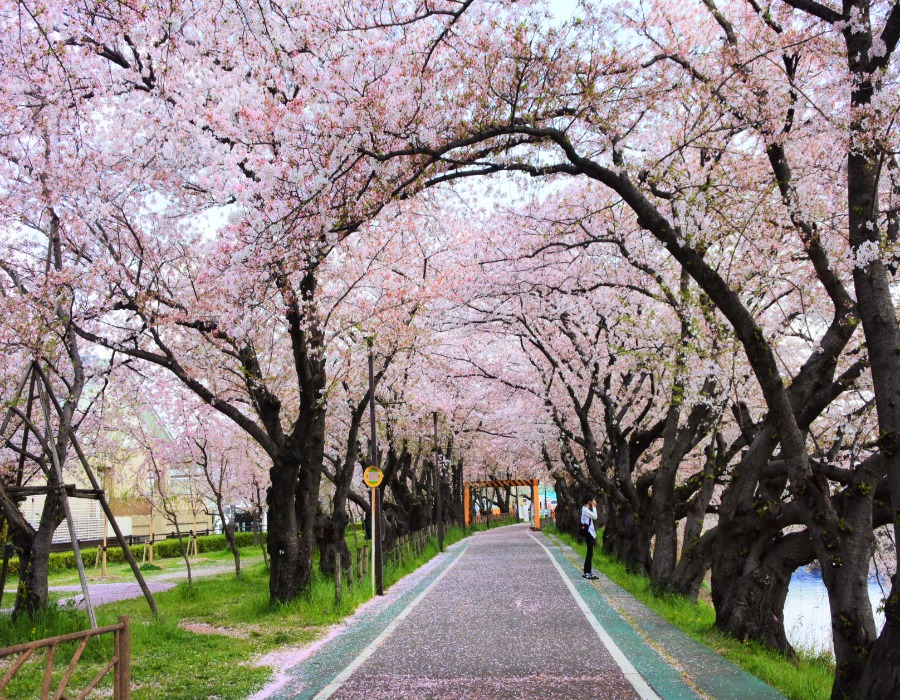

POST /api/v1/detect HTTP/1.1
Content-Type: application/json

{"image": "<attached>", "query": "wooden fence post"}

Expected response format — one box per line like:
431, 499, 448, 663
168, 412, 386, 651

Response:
335, 552, 342, 606
115, 615, 131, 700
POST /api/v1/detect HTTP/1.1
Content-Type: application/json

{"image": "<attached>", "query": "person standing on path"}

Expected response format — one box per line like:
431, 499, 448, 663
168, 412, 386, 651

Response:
581, 496, 599, 579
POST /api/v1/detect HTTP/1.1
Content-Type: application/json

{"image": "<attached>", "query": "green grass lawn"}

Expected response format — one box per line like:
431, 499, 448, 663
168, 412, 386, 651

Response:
0, 525, 478, 700
546, 527, 834, 700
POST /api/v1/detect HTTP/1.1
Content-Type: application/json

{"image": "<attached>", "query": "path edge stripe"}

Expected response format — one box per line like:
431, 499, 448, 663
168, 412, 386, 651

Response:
311, 541, 471, 700
529, 533, 662, 700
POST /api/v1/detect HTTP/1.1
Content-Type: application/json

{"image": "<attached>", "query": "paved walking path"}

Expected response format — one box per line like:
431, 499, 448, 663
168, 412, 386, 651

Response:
52, 559, 244, 607
2, 558, 246, 612
255, 524, 784, 700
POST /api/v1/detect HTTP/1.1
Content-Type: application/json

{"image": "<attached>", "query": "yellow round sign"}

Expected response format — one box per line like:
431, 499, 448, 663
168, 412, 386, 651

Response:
363, 467, 383, 488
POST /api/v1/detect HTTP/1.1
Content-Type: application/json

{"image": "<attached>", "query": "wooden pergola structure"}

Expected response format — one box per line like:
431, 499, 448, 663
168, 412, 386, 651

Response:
464, 478, 541, 530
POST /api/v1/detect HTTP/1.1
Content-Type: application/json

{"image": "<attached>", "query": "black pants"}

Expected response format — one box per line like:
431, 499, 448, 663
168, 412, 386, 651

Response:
584, 533, 595, 574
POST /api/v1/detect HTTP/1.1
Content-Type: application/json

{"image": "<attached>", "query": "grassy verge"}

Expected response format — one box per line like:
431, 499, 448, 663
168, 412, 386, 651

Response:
0, 525, 476, 700
546, 526, 833, 700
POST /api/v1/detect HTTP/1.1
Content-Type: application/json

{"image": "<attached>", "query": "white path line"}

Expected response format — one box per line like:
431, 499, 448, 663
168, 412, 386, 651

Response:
530, 533, 661, 700
312, 542, 470, 700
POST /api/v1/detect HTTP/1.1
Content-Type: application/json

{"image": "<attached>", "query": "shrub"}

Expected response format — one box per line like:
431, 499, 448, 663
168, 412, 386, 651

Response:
2, 531, 266, 577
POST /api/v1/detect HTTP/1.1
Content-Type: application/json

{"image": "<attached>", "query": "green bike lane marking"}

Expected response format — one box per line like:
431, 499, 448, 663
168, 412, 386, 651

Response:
540, 532, 786, 700
265, 540, 471, 700
532, 532, 694, 699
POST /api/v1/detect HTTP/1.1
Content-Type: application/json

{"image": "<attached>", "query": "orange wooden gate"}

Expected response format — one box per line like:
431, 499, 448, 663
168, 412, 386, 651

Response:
464, 479, 541, 530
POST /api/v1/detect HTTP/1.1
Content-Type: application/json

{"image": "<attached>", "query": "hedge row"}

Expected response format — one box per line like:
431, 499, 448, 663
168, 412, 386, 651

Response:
2, 531, 264, 577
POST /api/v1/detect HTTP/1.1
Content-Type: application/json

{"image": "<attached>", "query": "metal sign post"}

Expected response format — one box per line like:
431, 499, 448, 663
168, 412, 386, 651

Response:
374, 488, 383, 595
365, 336, 384, 597
363, 466, 383, 596
433, 412, 443, 552
371, 487, 376, 595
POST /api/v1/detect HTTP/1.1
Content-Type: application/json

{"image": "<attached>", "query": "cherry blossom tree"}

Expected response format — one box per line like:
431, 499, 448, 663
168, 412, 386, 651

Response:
116, 376, 268, 579
364, 2, 896, 693
0, 172, 119, 615
316, 205, 448, 572
3, 0, 900, 694
0, 0, 519, 605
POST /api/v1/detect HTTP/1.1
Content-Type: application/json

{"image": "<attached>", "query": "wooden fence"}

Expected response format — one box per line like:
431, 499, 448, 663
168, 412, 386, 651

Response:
0, 616, 130, 700
382, 526, 436, 570
334, 525, 443, 601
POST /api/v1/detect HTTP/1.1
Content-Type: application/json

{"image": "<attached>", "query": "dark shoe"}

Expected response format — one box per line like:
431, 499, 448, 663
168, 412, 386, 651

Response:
587, 573, 599, 580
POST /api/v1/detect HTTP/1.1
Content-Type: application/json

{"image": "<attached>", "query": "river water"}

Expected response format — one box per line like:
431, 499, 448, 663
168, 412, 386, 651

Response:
784, 568, 889, 656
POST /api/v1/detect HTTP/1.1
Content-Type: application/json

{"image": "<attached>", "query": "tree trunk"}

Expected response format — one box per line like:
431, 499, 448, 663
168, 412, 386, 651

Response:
669, 529, 715, 602
826, 562, 879, 699
713, 530, 814, 656
265, 275, 328, 603
650, 400, 714, 593
715, 563, 795, 654
649, 283, 699, 592
170, 515, 194, 587
318, 451, 354, 578
224, 518, 241, 579
603, 499, 651, 574
710, 421, 790, 647
252, 479, 269, 570
668, 437, 721, 600
315, 506, 350, 577
213, 495, 240, 579
857, 574, 900, 699
820, 491, 879, 699
295, 409, 326, 594
12, 490, 65, 617
841, 166, 900, 696
711, 526, 785, 652
602, 418, 655, 575
552, 475, 585, 538
841, 19, 900, 694
649, 461, 679, 590
495, 484, 511, 514
267, 457, 303, 604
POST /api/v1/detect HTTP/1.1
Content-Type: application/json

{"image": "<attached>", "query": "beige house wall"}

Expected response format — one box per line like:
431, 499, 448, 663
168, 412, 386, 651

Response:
109, 497, 214, 541
127, 511, 214, 540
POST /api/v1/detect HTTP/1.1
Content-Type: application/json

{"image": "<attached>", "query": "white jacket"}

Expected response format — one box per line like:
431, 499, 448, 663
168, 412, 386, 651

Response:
581, 504, 597, 539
